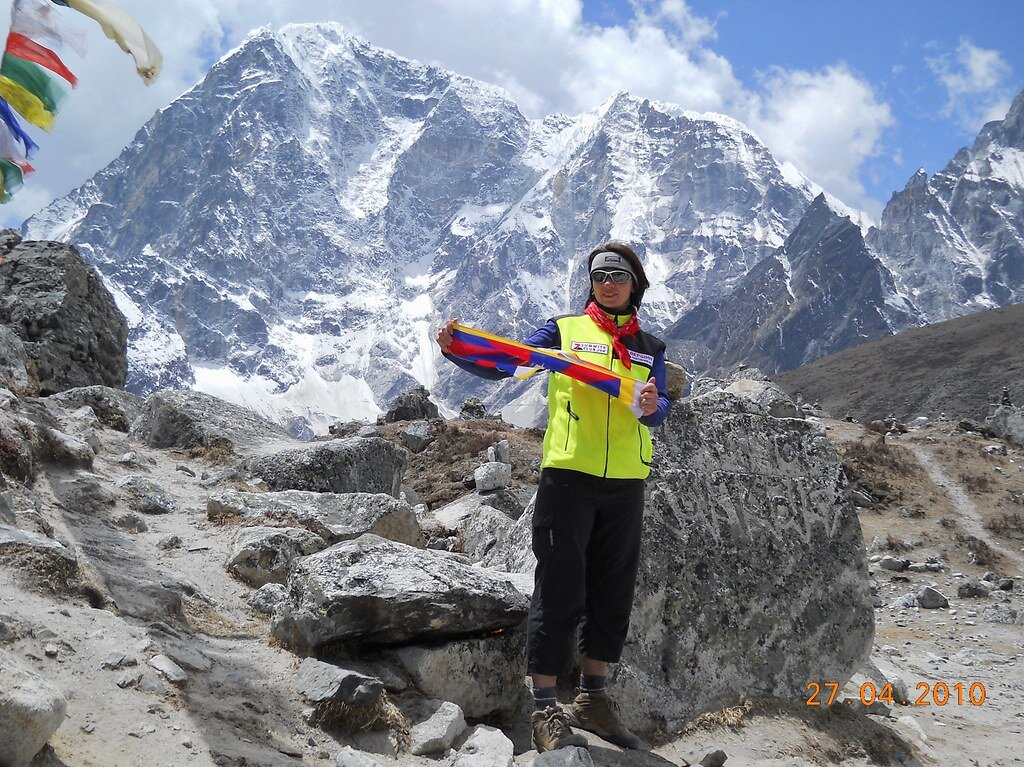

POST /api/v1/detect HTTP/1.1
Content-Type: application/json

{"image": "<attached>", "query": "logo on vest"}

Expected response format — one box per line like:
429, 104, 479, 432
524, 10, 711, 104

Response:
627, 350, 654, 366
571, 341, 610, 355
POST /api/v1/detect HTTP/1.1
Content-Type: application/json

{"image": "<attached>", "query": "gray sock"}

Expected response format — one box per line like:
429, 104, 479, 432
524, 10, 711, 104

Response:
533, 685, 557, 711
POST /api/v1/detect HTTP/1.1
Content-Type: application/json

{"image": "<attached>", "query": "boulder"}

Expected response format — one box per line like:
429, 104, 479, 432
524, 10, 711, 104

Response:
0, 240, 127, 394
486, 389, 873, 735
723, 378, 802, 419
116, 475, 175, 514
130, 389, 289, 453
0, 326, 30, 392
226, 526, 327, 586
47, 386, 144, 431
249, 583, 288, 615
0, 526, 78, 585
208, 490, 423, 547
460, 507, 515, 562
986, 404, 1024, 447
400, 420, 434, 453
916, 586, 949, 609
474, 461, 511, 492
385, 386, 438, 422
293, 658, 385, 709
451, 725, 514, 767
246, 438, 406, 497
271, 534, 528, 651
408, 700, 466, 756
393, 630, 525, 718
664, 361, 688, 401
535, 747, 594, 766
0, 648, 67, 767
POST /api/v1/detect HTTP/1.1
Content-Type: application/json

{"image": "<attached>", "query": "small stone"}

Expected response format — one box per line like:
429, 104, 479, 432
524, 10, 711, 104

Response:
158, 535, 182, 550
43, 643, 59, 658
175, 464, 197, 477
879, 555, 910, 572
148, 654, 187, 685
81, 723, 95, 734
116, 671, 143, 689
474, 462, 511, 492
409, 700, 466, 755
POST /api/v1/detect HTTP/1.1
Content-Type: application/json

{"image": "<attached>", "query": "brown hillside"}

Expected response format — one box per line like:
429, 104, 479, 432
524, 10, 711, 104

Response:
774, 301, 1024, 422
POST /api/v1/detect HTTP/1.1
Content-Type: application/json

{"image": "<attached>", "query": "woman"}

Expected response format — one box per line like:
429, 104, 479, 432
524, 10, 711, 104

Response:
436, 241, 670, 753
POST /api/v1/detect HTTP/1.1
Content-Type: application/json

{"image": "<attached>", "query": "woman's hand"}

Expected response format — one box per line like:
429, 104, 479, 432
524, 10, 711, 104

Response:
639, 376, 658, 416
435, 318, 459, 353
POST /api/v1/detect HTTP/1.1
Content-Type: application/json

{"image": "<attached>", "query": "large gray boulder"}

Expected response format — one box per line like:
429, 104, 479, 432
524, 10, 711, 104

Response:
986, 404, 1024, 447
226, 526, 327, 586
208, 489, 423, 547
0, 239, 127, 394
393, 631, 525, 718
271, 534, 528, 650
0, 648, 67, 767
48, 386, 144, 432
246, 438, 406, 497
0, 326, 29, 392
485, 386, 873, 734
130, 389, 289, 453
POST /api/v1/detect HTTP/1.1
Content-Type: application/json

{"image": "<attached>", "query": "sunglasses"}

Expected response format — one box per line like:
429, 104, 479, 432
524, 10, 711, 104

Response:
591, 270, 632, 284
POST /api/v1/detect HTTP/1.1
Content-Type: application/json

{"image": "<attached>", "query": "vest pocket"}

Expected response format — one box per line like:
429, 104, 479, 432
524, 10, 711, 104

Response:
564, 401, 579, 452
637, 423, 652, 466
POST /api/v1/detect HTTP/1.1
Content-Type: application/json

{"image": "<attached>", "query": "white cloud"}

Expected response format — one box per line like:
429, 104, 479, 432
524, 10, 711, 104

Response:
3, 0, 895, 226
743, 65, 894, 213
928, 39, 1014, 132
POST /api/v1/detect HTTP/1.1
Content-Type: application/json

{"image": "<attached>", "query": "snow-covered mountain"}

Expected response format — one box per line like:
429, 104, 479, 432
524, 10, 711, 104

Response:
23, 23, 836, 431
665, 195, 917, 375
867, 90, 1024, 323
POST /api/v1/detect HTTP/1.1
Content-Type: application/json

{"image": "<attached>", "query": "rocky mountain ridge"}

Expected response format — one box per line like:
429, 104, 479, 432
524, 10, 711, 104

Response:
21, 23, 843, 431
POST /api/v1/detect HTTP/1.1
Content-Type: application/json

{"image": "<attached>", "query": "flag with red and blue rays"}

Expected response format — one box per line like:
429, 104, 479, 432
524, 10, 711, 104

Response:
447, 323, 644, 416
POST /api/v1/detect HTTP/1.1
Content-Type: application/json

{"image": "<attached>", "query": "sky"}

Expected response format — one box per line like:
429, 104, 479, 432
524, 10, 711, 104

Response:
2, 0, 1022, 228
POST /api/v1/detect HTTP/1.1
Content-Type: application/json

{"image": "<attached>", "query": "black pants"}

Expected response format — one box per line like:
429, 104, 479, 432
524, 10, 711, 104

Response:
527, 468, 645, 676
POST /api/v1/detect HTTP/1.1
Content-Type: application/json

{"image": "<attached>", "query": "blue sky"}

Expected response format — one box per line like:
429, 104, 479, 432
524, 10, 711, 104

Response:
3, 0, 1022, 226
585, 0, 1023, 209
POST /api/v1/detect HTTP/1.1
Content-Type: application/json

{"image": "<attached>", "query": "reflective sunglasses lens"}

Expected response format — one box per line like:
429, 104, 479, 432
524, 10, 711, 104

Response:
592, 270, 631, 284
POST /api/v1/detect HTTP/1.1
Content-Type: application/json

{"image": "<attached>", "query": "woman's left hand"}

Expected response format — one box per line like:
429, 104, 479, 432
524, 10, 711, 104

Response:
639, 377, 658, 416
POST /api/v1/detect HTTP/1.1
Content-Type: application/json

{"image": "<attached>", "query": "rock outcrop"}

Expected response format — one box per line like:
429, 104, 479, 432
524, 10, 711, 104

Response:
208, 489, 424, 547
130, 389, 290, 453
0, 235, 127, 394
271, 534, 529, 650
246, 438, 407, 497
0, 648, 68, 767
485, 380, 874, 733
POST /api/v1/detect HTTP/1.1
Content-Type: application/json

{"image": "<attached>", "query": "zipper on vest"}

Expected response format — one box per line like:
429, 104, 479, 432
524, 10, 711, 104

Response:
638, 423, 652, 467
602, 395, 611, 477
564, 401, 578, 451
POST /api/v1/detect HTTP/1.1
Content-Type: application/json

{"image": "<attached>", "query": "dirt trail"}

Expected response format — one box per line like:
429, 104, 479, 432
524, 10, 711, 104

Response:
907, 442, 1024, 571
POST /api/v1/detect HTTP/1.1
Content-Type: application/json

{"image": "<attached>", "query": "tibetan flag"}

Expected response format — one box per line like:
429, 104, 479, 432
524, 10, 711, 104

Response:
50, 0, 162, 84
448, 323, 645, 416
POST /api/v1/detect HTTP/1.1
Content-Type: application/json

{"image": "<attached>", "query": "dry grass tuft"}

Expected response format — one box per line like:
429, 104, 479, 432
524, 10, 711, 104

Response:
186, 439, 235, 465
959, 472, 995, 493
840, 438, 920, 504
314, 693, 411, 751
985, 512, 1024, 538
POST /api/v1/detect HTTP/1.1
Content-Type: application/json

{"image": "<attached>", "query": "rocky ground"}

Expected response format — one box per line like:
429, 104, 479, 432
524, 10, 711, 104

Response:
3, 388, 1022, 767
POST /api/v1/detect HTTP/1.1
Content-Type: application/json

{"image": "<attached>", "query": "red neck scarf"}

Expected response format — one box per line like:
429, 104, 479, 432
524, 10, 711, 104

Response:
584, 301, 641, 369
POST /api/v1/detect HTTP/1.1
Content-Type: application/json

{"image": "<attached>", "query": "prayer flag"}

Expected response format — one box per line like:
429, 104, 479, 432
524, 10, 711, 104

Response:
50, 0, 161, 84
447, 323, 644, 416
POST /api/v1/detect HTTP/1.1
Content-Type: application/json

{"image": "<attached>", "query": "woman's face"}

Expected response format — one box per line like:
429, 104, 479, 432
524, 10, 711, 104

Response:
592, 269, 633, 312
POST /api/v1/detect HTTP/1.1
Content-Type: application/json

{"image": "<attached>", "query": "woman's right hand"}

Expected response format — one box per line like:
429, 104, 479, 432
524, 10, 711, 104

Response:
435, 318, 459, 353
